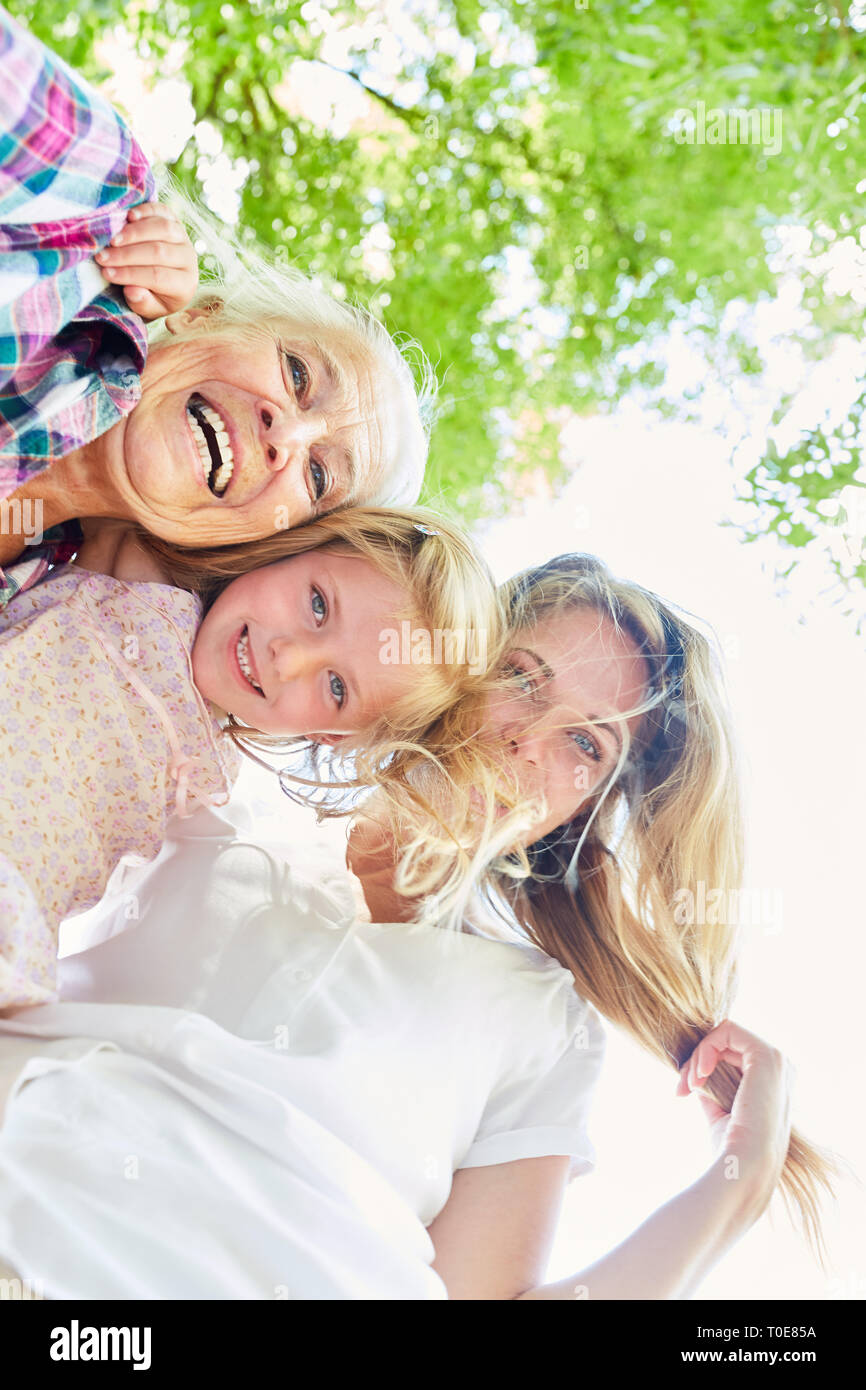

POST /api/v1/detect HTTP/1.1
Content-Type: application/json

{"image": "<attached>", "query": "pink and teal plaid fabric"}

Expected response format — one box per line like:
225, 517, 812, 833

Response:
0, 5, 154, 608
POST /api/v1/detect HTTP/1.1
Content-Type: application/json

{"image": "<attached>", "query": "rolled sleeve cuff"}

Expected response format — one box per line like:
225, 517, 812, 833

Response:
458, 1125, 597, 1181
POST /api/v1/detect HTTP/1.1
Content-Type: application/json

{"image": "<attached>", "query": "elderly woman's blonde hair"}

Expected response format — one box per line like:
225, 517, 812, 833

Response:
148, 177, 436, 509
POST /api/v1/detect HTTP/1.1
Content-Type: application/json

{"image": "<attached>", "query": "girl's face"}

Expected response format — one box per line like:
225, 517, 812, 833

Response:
191, 550, 417, 740
486, 607, 650, 845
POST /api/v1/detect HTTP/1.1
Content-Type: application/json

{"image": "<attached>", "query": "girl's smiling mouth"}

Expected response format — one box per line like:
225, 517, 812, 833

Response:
233, 624, 264, 696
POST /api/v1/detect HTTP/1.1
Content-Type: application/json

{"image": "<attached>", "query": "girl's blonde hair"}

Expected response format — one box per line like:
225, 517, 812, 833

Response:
135, 505, 508, 868
484, 553, 841, 1261
148, 177, 436, 510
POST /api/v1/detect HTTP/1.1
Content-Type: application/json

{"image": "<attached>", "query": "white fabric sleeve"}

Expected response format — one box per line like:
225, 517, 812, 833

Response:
458, 985, 606, 1181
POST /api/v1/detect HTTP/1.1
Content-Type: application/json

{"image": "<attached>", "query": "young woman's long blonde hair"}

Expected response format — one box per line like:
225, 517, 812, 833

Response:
135, 505, 508, 868
486, 553, 841, 1261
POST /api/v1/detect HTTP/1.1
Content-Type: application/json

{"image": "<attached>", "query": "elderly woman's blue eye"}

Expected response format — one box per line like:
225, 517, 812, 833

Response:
287, 354, 309, 397
329, 673, 345, 707
310, 460, 327, 501
311, 588, 326, 621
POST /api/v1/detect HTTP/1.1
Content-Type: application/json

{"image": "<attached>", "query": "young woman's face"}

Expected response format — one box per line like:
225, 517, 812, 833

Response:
486, 607, 650, 845
102, 315, 415, 545
191, 550, 417, 739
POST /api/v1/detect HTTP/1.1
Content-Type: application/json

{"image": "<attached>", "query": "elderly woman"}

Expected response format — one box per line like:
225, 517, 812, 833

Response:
0, 10, 431, 599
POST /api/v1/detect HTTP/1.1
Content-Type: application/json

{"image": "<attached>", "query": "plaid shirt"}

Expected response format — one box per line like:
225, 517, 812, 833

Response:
0, 5, 154, 609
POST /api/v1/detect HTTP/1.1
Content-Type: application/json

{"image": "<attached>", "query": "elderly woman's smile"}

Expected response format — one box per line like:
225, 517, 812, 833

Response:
185, 393, 237, 497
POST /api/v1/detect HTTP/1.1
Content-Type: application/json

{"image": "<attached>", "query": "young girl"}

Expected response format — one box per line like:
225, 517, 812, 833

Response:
0, 506, 500, 1012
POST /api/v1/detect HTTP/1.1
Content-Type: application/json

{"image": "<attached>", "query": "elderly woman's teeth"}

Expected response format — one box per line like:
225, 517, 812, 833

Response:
187, 414, 211, 472
186, 396, 235, 496
212, 460, 233, 493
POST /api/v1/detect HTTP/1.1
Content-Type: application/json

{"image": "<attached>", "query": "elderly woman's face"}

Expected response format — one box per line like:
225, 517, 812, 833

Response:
105, 312, 409, 544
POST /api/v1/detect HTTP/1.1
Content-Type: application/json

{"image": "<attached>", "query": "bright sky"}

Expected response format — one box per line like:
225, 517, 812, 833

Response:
75, 31, 866, 1298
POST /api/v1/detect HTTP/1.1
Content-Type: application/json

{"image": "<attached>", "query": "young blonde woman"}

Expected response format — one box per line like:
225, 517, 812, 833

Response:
346, 551, 841, 1290
0, 506, 499, 1013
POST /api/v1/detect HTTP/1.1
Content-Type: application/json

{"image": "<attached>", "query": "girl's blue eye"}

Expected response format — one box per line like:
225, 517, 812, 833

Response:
286, 354, 309, 398
311, 587, 326, 621
571, 729, 601, 761
329, 673, 345, 708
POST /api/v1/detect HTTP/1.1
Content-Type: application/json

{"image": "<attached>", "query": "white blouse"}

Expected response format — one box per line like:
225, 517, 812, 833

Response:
0, 802, 606, 1300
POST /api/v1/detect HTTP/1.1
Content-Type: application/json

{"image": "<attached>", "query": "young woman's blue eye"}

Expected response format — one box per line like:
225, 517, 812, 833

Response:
286, 354, 310, 398
329, 673, 345, 708
504, 661, 536, 697
571, 729, 601, 762
311, 587, 326, 622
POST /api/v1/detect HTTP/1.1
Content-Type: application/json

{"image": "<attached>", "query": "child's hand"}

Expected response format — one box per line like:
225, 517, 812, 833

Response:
94, 202, 198, 320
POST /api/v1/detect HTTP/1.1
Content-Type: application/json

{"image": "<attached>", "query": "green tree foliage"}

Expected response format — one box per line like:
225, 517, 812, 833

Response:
8, 0, 866, 592
742, 386, 866, 592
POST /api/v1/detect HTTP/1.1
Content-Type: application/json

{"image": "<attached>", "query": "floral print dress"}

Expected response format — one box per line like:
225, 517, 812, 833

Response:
0, 565, 241, 1010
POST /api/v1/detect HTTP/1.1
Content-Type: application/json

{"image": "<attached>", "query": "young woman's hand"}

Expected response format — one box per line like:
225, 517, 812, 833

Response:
677, 1018, 794, 1215
94, 202, 198, 320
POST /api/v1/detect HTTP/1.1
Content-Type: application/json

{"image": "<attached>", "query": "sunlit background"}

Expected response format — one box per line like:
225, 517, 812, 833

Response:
40, 0, 866, 1298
